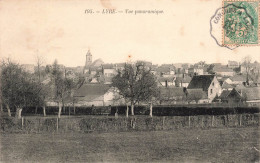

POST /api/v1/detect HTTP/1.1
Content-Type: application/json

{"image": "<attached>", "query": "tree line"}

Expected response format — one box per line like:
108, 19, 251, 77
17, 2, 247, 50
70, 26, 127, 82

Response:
0, 59, 77, 118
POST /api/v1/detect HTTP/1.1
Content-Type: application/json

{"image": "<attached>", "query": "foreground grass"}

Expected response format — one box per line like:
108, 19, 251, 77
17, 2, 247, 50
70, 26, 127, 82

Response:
0, 127, 259, 162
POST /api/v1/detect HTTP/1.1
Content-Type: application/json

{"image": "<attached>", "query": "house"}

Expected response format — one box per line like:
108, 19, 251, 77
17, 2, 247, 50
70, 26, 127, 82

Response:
188, 67, 204, 76
115, 63, 126, 71
156, 66, 175, 77
150, 65, 158, 75
175, 76, 192, 88
241, 87, 260, 106
228, 60, 239, 68
97, 75, 114, 85
229, 75, 248, 85
73, 84, 123, 107
158, 76, 175, 87
219, 88, 243, 104
159, 87, 186, 104
102, 64, 117, 77
214, 67, 234, 77
21, 64, 35, 74
187, 75, 222, 102
251, 61, 260, 75
221, 81, 233, 90
218, 76, 233, 85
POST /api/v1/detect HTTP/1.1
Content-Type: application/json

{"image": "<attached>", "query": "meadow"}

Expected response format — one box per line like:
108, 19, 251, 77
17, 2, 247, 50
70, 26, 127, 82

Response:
0, 126, 259, 162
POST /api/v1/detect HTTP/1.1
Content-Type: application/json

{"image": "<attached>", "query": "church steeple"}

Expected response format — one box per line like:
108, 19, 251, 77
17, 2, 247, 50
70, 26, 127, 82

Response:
85, 49, 92, 67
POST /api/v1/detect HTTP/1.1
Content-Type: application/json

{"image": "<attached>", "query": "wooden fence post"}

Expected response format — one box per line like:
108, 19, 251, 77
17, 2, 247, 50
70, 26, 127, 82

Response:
69, 106, 71, 117
162, 116, 165, 130
226, 114, 229, 127
211, 115, 214, 127
239, 114, 242, 126
188, 116, 191, 128
22, 117, 24, 129
56, 118, 59, 132
38, 118, 40, 133
201, 116, 204, 128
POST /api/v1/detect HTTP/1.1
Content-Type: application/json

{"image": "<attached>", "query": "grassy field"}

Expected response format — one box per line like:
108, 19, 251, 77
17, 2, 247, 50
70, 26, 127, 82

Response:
0, 127, 259, 162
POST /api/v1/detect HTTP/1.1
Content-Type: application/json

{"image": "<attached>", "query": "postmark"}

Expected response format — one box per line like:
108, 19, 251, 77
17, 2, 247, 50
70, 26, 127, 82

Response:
222, 0, 259, 46
210, 6, 240, 50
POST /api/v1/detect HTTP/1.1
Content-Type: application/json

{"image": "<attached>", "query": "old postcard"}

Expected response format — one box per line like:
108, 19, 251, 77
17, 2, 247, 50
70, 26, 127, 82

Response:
0, 0, 259, 162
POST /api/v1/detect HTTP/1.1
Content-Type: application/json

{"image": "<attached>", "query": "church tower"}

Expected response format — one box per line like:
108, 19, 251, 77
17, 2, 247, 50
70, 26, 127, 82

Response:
85, 49, 92, 67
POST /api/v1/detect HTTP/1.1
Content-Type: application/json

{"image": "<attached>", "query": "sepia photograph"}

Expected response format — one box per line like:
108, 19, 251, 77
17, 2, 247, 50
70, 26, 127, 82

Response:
0, 0, 259, 162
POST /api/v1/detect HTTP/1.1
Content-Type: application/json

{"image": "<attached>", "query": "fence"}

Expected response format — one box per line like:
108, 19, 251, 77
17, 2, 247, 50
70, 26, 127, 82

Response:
0, 114, 259, 133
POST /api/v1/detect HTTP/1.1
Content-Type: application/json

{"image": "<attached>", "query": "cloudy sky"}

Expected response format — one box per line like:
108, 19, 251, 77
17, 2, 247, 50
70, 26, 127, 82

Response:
0, 0, 259, 67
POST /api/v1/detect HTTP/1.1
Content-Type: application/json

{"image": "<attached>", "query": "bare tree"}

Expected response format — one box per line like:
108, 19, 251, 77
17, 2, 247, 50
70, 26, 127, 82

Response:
242, 55, 252, 85
47, 60, 75, 118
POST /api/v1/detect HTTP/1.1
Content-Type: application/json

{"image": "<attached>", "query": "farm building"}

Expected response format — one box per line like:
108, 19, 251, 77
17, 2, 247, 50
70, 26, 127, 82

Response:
159, 87, 186, 104
187, 75, 222, 103
219, 88, 243, 104
73, 83, 124, 107
241, 87, 260, 106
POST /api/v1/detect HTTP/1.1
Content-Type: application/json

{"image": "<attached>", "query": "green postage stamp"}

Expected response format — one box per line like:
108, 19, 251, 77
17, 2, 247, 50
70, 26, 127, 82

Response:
223, 0, 259, 46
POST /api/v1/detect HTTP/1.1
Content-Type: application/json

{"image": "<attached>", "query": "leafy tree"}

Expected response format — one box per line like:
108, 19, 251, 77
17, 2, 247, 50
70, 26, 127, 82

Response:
186, 89, 204, 104
112, 62, 158, 117
1, 59, 41, 118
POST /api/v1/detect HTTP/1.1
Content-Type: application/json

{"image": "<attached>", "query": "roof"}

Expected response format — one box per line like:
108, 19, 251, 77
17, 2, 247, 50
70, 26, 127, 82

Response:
242, 87, 260, 101
228, 60, 239, 65
156, 66, 171, 73
104, 76, 113, 84
187, 75, 215, 91
219, 90, 231, 99
175, 76, 192, 83
102, 64, 114, 69
115, 63, 126, 68
161, 64, 175, 69
235, 84, 246, 90
230, 75, 247, 82
74, 84, 111, 99
158, 76, 175, 82
222, 82, 233, 89
219, 89, 242, 100
90, 59, 104, 67
214, 67, 234, 72
160, 87, 185, 98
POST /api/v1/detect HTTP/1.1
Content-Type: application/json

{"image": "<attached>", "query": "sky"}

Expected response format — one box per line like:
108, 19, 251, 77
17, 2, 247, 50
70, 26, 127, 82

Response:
0, 0, 259, 67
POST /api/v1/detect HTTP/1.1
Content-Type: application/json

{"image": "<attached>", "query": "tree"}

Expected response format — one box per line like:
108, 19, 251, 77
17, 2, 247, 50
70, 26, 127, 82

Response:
137, 73, 159, 117
1, 59, 41, 118
33, 55, 48, 116
112, 62, 158, 117
47, 60, 75, 118
186, 89, 204, 104
207, 64, 215, 74
242, 55, 252, 85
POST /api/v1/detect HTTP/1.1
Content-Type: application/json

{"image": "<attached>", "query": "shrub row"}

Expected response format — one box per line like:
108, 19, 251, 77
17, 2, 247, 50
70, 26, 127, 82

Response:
3, 105, 260, 116
0, 114, 259, 133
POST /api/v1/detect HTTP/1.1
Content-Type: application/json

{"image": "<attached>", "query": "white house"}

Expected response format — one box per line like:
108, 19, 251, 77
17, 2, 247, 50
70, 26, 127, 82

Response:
187, 75, 222, 102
